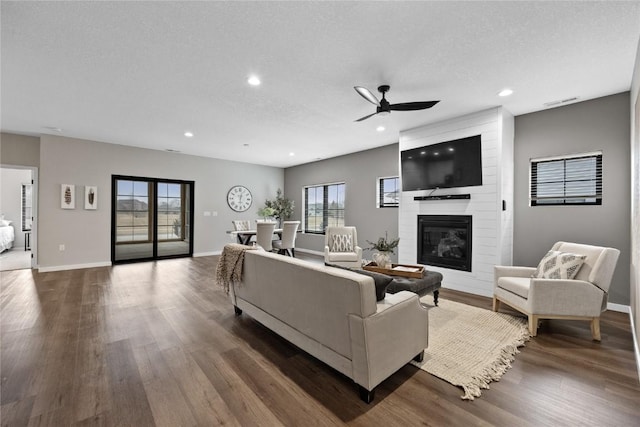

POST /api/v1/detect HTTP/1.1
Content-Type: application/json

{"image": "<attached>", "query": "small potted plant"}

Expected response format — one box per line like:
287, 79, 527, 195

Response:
366, 232, 400, 268
257, 206, 275, 222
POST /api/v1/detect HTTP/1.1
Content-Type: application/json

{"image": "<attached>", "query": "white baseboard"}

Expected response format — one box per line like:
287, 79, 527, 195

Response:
194, 251, 222, 257
295, 248, 324, 257
38, 261, 112, 273
607, 302, 630, 313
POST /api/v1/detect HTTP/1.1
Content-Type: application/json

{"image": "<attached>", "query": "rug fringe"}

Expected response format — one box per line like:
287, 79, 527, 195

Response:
460, 326, 531, 400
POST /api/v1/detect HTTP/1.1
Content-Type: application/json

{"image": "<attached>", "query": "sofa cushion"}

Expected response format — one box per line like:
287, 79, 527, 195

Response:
330, 234, 353, 252
326, 263, 392, 301
533, 250, 586, 280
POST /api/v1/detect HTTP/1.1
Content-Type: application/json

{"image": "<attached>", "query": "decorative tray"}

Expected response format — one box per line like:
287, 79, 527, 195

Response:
362, 262, 425, 279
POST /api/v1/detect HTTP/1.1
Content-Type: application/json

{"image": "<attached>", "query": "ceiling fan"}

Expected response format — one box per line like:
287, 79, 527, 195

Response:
353, 85, 439, 122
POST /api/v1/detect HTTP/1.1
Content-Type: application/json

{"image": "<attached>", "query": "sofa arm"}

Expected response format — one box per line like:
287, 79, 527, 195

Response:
529, 279, 606, 317
348, 291, 428, 391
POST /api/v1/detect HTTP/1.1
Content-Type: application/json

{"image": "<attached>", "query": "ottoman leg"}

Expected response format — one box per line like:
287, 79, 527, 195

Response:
433, 290, 439, 306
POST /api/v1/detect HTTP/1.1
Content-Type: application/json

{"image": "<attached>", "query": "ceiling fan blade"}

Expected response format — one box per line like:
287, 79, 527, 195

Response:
354, 86, 380, 107
354, 112, 378, 122
389, 101, 440, 111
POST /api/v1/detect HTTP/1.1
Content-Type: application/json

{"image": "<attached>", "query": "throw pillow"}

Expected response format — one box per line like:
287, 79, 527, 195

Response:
533, 250, 587, 280
330, 234, 353, 252
325, 262, 392, 301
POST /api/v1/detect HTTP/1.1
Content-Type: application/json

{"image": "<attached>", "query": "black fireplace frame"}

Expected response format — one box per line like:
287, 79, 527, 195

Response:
417, 215, 472, 272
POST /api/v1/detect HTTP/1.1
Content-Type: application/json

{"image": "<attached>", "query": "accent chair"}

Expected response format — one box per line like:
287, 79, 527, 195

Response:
493, 241, 620, 341
324, 226, 363, 268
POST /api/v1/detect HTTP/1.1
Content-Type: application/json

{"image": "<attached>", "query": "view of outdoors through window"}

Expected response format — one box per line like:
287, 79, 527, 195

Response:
379, 177, 399, 207
305, 183, 345, 233
157, 182, 183, 240
116, 180, 150, 242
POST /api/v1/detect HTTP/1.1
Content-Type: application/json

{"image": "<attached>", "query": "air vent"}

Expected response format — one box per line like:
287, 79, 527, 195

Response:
543, 97, 579, 108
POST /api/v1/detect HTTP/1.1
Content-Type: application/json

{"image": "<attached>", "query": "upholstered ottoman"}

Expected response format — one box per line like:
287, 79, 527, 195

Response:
386, 270, 443, 306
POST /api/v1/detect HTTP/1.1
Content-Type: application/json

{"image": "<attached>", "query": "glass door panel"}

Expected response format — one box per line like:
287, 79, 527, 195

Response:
157, 181, 192, 257
114, 178, 154, 261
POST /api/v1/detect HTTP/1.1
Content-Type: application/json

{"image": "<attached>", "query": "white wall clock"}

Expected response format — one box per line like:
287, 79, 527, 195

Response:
227, 185, 252, 212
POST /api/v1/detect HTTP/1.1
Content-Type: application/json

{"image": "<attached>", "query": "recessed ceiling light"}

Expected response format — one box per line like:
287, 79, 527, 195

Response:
247, 75, 261, 86
184, 131, 194, 138
498, 88, 513, 97
420, 151, 426, 155
376, 126, 385, 132
434, 152, 440, 156
448, 147, 455, 152
289, 152, 295, 156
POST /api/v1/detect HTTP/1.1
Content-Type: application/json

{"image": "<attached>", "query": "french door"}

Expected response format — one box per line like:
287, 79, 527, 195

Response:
111, 175, 194, 263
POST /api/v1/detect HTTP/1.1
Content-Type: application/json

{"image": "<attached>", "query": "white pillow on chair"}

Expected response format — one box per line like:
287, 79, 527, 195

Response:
330, 234, 353, 252
533, 250, 586, 280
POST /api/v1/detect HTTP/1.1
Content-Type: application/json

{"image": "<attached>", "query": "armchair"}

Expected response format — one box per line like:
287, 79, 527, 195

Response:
493, 241, 620, 341
324, 226, 363, 268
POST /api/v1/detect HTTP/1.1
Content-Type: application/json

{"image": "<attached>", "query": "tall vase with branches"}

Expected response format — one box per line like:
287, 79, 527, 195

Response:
264, 188, 294, 227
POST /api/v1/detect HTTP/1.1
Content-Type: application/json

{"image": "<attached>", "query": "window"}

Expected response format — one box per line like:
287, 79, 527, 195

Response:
530, 151, 602, 206
304, 182, 345, 233
116, 179, 151, 242
21, 183, 33, 231
377, 176, 399, 208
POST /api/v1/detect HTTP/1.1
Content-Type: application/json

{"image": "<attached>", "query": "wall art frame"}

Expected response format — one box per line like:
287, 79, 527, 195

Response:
85, 185, 98, 210
61, 184, 75, 209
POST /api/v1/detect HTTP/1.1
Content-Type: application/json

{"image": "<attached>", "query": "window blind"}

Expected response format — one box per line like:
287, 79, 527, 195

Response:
530, 152, 602, 206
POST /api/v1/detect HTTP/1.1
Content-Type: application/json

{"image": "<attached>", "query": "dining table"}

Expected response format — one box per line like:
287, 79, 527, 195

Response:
227, 228, 284, 245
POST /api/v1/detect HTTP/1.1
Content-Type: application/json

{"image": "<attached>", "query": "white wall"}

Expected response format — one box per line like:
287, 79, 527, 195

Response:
629, 36, 640, 378
38, 135, 283, 270
0, 168, 32, 248
398, 107, 514, 297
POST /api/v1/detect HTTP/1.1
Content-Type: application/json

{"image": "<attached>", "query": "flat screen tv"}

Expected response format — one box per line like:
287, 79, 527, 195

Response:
401, 135, 483, 191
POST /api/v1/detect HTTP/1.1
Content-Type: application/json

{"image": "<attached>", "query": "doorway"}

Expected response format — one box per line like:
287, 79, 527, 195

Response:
0, 166, 37, 271
111, 175, 194, 263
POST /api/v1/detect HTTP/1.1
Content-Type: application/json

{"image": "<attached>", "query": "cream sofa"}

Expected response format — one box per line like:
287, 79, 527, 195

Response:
230, 250, 429, 403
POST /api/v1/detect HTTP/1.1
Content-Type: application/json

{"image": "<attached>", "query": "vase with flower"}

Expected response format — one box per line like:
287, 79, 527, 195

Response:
366, 232, 400, 269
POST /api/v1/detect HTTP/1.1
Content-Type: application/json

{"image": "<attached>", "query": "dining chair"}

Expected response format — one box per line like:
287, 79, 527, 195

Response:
232, 220, 251, 231
255, 222, 277, 251
273, 221, 300, 257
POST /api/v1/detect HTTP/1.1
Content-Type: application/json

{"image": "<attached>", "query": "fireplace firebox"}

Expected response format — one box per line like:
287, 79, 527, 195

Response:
417, 215, 472, 271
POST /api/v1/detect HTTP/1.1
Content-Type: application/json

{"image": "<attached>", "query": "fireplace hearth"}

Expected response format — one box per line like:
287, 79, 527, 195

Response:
417, 215, 472, 271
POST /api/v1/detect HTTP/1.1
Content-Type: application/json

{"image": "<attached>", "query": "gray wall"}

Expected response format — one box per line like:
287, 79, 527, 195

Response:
514, 92, 631, 305
0, 133, 40, 167
38, 135, 283, 269
284, 143, 399, 260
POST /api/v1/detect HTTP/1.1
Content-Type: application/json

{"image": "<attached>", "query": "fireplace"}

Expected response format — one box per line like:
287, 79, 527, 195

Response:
417, 215, 472, 271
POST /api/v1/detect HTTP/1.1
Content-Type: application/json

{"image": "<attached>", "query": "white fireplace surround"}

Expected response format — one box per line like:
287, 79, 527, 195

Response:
398, 107, 514, 297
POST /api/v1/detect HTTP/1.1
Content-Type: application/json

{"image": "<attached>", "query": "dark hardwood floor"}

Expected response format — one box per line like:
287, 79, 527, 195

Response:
1, 254, 639, 426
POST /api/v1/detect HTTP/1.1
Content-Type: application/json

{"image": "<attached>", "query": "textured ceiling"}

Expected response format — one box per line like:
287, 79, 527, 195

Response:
2, 1, 639, 167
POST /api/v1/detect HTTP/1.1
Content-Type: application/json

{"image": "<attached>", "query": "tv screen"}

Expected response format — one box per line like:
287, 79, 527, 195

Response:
401, 135, 483, 191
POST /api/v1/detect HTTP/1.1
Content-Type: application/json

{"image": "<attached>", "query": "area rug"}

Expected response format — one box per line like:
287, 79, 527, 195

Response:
411, 298, 530, 400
